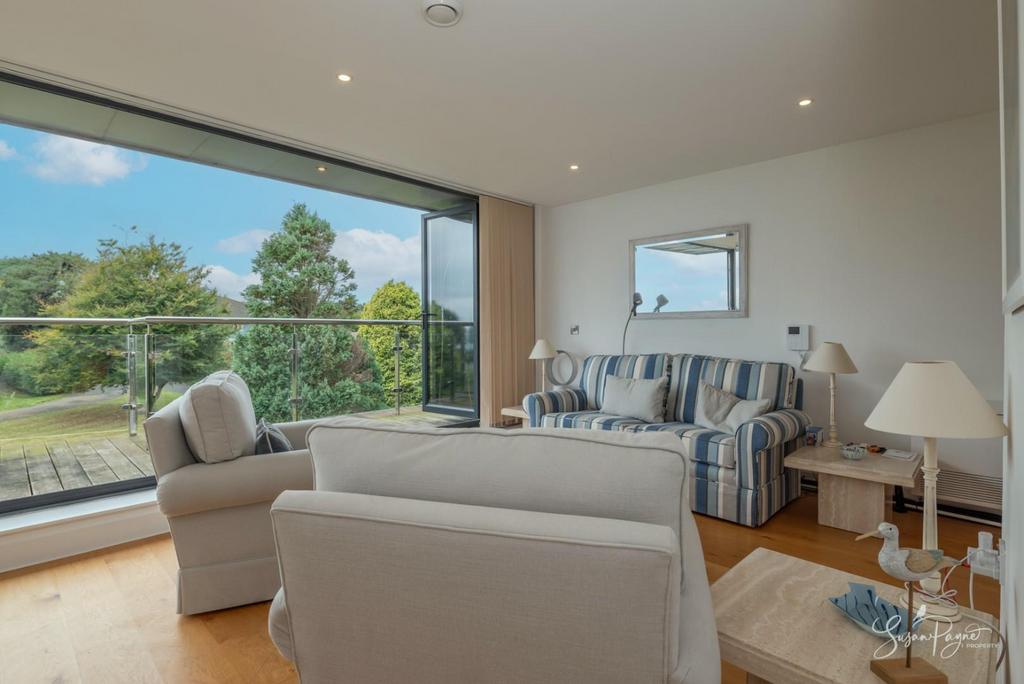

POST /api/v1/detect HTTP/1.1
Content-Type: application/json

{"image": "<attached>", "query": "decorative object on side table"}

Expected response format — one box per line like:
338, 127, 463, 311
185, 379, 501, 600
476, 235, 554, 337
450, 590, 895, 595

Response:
828, 582, 922, 638
866, 360, 1007, 621
528, 339, 556, 391
856, 522, 956, 683
804, 341, 858, 447
840, 444, 866, 460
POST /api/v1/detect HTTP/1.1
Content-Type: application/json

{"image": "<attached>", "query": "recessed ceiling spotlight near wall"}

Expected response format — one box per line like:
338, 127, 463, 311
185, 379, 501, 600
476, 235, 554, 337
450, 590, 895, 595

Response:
569, 164, 580, 171
316, 166, 327, 173
337, 73, 353, 83
798, 98, 813, 107
423, 0, 463, 27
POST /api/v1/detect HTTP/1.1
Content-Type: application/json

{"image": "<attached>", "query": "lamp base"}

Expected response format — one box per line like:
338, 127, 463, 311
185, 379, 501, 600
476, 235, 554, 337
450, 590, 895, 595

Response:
822, 439, 843, 448
870, 657, 947, 684
899, 593, 962, 623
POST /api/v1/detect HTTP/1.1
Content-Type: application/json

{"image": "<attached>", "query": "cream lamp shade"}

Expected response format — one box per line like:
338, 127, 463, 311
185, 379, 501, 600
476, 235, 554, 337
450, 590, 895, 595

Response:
804, 341, 858, 374
529, 339, 556, 360
865, 361, 1006, 439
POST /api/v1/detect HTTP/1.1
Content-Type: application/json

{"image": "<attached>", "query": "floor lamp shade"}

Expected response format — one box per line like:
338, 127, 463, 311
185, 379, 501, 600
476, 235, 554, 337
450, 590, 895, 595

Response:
865, 361, 1006, 439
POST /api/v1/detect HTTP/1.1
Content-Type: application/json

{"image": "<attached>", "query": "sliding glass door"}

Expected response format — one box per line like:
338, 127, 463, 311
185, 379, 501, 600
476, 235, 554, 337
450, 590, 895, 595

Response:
421, 204, 478, 418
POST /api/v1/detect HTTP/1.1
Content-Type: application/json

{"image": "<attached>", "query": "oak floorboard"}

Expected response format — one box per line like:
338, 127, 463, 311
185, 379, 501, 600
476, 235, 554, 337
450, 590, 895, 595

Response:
0, 494, 999, 684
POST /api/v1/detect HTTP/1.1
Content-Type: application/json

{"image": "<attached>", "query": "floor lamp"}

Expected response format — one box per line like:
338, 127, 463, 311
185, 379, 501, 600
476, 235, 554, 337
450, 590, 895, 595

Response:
865, 361, 1006, 621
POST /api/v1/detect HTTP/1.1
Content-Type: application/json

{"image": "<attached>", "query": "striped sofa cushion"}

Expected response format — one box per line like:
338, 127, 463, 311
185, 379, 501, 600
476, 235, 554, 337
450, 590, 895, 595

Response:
539, 411, 648, 431
578, 354, 669, 410
667, 355, 796, 421
628, 422, 737, 470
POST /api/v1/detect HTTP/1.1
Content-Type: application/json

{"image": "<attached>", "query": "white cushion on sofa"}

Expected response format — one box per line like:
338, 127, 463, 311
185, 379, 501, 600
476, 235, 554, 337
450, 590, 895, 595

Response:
694, 382, 740, 432
724, 397, 773, 432
600, 375, 668, 423
178, 370, 258, 463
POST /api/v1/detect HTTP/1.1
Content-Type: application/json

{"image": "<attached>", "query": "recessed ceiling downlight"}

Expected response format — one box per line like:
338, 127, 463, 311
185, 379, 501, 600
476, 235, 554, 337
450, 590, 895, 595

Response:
337, 73, 353, 83
423, 0, 463, 27
798, 98, 813, 107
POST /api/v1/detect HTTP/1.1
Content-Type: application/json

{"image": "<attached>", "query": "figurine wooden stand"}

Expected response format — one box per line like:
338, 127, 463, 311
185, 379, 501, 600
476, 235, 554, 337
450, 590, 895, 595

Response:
869, 583, 947, 684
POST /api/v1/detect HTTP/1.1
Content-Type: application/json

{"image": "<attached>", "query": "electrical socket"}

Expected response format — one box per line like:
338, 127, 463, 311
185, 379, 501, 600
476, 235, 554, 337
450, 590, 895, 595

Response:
968, 530, 1000, 581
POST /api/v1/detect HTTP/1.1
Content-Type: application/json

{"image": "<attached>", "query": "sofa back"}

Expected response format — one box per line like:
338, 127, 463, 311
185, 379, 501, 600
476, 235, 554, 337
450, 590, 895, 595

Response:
578, 354, 669, 410
577, 353, 797, 423
307, 419, 689, 540
667, 354, 797, 423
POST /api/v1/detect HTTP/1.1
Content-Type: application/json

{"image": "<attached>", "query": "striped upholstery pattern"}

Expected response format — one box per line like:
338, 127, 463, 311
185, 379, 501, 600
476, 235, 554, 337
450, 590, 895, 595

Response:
627, 422, 737, 469
540, 411, 647, 431
523, 388, 587, 427
735, 409, 810, 489
579, 354, 669, 410
522, 352, 807, 527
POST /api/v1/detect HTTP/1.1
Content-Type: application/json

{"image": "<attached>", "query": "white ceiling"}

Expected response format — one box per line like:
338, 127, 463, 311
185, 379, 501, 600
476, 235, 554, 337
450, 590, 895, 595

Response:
0, 0, 998, 207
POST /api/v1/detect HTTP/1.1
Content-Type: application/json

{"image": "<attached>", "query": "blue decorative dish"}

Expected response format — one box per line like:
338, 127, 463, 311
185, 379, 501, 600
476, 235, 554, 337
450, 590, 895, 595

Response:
828, 582, 923, 638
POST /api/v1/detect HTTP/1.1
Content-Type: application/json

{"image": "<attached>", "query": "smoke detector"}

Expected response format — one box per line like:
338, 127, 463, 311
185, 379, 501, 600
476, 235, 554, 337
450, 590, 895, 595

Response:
423, 0, 463, 27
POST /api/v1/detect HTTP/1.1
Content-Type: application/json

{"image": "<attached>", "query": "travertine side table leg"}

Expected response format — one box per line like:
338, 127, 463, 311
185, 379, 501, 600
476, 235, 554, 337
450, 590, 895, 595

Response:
817, 474, 888, 533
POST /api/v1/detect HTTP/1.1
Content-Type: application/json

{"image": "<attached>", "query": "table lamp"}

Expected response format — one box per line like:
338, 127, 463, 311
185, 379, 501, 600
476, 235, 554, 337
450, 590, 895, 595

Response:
804, 342, 858, 447
865, 361, 1007, 620
529, 339, 556, 391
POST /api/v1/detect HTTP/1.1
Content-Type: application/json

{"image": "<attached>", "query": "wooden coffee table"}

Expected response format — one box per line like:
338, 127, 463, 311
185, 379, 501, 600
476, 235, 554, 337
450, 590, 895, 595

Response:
712, 548, 999, 684
784, 445, 921, 534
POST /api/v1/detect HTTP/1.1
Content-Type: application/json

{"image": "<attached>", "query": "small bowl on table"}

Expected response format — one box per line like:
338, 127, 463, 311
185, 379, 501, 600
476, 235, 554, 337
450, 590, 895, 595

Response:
840, 445, 867, 461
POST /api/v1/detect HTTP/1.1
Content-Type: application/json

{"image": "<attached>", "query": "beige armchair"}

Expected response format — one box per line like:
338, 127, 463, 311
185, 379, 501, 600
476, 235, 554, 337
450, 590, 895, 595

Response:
145, 373, 316, 615
269, 421, 720, 683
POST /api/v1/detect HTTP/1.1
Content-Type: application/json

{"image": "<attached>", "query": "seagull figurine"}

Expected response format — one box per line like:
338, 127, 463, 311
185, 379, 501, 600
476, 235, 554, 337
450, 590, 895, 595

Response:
855, 522, 954, 583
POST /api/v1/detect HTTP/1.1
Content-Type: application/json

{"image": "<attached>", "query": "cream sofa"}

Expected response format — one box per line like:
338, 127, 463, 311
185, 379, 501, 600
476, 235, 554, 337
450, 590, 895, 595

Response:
268, 420, 720, 683
145, 371, 317, 615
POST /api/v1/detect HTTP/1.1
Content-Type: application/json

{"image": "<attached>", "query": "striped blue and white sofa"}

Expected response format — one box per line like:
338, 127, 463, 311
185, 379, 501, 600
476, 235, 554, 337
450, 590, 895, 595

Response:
522, 354, 810, 527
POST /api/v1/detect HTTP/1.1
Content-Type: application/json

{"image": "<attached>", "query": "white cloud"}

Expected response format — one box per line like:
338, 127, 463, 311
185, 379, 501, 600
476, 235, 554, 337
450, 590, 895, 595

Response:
0, 140, 15, 160
331, 228, 421, 299
205, 265, 259, 300
215, 229, 274, 254
27, 134, 147, 185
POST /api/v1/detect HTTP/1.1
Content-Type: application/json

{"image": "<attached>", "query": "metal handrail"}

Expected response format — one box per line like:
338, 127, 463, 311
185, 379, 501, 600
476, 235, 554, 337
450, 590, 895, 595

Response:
0, 316, 473, 326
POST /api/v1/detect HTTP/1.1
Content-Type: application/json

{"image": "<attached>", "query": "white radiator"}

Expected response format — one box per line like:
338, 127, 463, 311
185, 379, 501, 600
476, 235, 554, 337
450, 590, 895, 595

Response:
908, 468, 1003, 514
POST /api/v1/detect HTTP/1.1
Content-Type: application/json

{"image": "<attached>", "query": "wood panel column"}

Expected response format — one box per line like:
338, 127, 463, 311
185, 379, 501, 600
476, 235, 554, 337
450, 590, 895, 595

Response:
478, 196, 535, 427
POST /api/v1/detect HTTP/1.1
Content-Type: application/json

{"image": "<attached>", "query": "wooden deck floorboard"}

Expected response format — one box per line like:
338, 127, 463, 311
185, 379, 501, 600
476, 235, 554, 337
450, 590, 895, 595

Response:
0, 433, 151, 502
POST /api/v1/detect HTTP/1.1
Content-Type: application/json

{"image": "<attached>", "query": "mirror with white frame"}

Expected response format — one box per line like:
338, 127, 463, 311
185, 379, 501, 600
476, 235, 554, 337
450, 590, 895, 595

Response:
628, 224, 748, 318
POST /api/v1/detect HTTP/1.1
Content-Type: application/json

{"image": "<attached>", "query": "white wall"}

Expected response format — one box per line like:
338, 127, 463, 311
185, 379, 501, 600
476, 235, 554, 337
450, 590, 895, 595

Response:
537, 112, 1004, 476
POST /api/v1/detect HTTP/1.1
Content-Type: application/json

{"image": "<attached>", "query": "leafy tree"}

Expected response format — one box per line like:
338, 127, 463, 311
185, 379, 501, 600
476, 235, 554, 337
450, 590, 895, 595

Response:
359, 280, 422, 406
0, 252, 89, 350
21, 235, 230, 396
232, 203, 386, 421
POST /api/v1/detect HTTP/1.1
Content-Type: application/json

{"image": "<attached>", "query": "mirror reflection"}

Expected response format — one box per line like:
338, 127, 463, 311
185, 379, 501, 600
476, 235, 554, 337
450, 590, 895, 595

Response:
629, 225, 748, 318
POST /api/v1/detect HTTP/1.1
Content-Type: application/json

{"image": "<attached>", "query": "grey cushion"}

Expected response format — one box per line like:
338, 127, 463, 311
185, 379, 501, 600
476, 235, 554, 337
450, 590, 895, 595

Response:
255, 419, 293, 454
600, 375, 668, 423
178, 370, 258, 463
694, 381, 740, 432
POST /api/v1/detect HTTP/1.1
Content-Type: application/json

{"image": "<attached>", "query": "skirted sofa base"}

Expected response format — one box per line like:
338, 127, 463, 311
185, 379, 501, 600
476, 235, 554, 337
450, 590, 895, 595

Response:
525, 353, 810, 527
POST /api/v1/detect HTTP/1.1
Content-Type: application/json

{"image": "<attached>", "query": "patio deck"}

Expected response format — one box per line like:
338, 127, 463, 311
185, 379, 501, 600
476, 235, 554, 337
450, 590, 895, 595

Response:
0, 407, 463, 502
0, 433, 152, 502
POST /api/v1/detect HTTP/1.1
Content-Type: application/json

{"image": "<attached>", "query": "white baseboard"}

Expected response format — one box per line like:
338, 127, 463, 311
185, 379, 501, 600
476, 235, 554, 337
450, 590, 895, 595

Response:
0, 488, 169, 573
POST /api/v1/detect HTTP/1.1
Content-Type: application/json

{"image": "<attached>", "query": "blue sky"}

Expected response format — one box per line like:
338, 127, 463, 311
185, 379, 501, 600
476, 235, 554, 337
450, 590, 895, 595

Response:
0, 122, 424, 302
634, 247, 729, 313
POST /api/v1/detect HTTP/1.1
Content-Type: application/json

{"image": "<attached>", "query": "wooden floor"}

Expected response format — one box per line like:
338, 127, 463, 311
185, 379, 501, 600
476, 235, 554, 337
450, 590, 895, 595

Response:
0, 434, 152, 502
0, 495, 999, 684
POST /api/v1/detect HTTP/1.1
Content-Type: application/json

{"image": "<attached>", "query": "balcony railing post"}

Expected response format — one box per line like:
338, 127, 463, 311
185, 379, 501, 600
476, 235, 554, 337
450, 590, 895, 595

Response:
289, 328, 301, 422
393, 328, 403, 414
123, 329, 138, 436
144, 326, 156, 417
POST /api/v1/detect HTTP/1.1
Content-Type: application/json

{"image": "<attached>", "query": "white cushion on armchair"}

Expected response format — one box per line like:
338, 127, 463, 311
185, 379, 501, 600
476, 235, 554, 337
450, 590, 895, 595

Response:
178, 370, 258, 463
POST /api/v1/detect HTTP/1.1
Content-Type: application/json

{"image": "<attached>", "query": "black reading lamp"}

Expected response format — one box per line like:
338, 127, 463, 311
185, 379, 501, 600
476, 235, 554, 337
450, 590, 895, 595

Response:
621, 292, 643, 354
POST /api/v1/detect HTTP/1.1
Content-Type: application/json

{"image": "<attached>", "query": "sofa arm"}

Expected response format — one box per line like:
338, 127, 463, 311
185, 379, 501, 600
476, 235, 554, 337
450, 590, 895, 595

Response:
522, 388, 588, 427
271, 490, 680, 680
157, 449, 313, 518
734, 409, 811, 487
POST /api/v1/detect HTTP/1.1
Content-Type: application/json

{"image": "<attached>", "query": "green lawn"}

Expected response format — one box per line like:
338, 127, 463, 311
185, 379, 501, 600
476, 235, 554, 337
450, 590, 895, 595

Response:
0, 390, 180, 441
0, 391, 66, 412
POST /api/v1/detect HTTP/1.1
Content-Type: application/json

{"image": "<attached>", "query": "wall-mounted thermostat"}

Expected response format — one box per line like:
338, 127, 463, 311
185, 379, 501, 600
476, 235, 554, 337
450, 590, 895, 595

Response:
786, 324, 810, 351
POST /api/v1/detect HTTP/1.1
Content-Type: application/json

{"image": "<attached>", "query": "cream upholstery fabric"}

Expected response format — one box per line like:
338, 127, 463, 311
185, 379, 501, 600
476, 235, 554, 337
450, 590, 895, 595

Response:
273, 420, 720, 683
145, 397, 318, 615
178, 370, 258, 463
